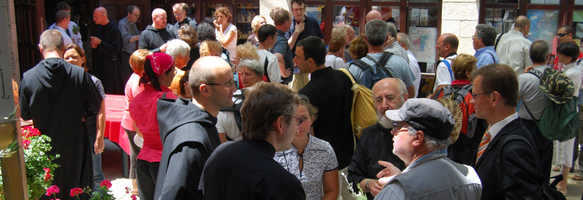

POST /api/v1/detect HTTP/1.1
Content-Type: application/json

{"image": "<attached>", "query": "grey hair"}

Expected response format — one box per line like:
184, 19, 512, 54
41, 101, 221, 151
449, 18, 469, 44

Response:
475, 24, 497, 46
165, 39, 191, 60
387, 22, 397, 38
397, 33, 412, 50
365, 19, 388, 46
238, 59, 264, 76
407, 127, 451, 150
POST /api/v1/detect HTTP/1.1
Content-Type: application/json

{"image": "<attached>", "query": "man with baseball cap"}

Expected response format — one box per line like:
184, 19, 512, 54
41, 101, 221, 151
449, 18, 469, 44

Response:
375, 99, 482, 199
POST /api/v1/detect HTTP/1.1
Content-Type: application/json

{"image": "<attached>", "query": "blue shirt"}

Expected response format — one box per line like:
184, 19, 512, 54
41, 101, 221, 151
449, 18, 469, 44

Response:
475, 46, 499, 69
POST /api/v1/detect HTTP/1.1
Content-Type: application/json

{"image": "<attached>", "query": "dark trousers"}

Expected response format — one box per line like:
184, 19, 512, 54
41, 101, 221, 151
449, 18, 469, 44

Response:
85, 115, 105, 191
120, 52, 134, 93
137, 159, 159, 200
522, 119, 553, 184
124, 128, 141, 179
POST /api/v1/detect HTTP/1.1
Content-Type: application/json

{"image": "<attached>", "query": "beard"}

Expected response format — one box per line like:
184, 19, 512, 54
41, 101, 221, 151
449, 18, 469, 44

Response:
377, 111, 393, 129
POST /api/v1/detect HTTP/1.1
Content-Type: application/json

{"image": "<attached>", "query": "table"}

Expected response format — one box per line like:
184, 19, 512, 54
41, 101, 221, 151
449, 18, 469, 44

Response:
104, 94, 130, 177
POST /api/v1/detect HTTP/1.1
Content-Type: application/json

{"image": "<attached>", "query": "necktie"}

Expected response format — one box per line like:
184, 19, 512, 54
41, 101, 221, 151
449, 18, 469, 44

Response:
66, 28, 71, 37
476, 128, 491, 164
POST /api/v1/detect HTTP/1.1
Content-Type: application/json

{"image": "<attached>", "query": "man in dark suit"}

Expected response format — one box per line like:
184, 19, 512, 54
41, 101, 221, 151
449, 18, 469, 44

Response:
470, 63, 544, 199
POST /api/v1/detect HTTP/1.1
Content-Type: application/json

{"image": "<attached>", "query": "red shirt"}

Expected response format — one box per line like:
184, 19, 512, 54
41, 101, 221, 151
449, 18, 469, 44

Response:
129, 84, 176, 162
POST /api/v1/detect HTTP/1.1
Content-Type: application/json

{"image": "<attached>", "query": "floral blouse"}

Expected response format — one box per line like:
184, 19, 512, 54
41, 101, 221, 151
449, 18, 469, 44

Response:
274, 135, 338, 200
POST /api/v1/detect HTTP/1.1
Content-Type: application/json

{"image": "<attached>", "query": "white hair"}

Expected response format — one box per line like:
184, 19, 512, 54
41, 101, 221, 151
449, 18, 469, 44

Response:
165, 39, 191, 60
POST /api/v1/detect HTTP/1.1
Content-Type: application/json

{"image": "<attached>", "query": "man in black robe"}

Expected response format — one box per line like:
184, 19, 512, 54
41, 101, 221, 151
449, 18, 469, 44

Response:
20, 30, 102, 200
91, 7, 122, 94
139, 8, 173, 52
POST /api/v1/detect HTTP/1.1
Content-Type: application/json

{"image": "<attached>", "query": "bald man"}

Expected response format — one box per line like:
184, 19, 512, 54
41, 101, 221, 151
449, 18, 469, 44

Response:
429, 33, 458, 98
91, 7, 122, 94
495, 15, 533, 75
366, 10, 382, 22
154, 56, 234, 200
139, 8, 173, 52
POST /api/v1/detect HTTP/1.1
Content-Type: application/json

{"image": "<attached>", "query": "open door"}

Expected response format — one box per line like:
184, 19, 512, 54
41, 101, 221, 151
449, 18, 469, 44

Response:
14, 0, 45, 77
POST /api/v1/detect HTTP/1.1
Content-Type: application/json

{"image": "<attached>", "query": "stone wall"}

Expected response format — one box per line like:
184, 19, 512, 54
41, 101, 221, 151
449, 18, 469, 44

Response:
442, 0, 480, 56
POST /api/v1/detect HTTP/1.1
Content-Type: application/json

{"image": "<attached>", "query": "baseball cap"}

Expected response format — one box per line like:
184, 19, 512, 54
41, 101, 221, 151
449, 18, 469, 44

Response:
385, 99, 455, 140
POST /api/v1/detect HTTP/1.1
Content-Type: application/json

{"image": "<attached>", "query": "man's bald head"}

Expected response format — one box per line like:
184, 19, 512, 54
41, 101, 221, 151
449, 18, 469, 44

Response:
189, 56, 231, 96
514, 15, 531, 36
366, 10, 382, 22
152, 8, 167, 18
93, 7, 109, 25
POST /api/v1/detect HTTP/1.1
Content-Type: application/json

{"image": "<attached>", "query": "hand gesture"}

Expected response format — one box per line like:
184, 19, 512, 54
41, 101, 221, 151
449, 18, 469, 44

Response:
376, 160, 402, 178
295, 22, 305, 34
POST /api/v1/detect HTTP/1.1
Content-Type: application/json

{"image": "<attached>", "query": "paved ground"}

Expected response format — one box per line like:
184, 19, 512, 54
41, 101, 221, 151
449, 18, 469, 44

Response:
102, 139, 583, 200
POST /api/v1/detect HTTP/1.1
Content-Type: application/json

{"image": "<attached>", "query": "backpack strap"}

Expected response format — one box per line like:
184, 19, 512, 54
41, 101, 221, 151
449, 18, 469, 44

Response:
577, 58, 583, 66
365, 52, 394, 78
520, 69, 543, 121
495, 134, 534, 191
262, 52, 270, 82
440, 59, 454, 81
494, 33, 505, 50
351, 59, 372, 71
487, 52, 497, 63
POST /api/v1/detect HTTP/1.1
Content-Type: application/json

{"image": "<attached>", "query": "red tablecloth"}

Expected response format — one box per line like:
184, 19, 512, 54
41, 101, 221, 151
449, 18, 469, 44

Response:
104, 94, 130, 155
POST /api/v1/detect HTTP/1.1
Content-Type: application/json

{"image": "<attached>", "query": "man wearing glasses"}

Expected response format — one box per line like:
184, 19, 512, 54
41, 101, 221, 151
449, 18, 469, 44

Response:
118, 5, 141, 89
470, 64, 543, 199
347, 78, 407, 199
154, 56, 236, 199
472, 24, 499, 69
201, 82, 306, 199
375, 98, 482, 199
552, 25, 583, 70
170, 3, 198, 39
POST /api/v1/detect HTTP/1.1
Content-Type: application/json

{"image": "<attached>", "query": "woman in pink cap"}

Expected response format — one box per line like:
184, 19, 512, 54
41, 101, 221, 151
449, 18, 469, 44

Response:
129, 52, 176, 200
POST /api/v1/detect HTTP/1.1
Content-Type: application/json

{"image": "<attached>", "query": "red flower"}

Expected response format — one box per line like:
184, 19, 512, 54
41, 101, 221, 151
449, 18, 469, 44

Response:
44, 167, 52, 181
23, 139, 31, 149
22, 126, 40, 138
100, 179, 112, 189
45, 185, 60, 196
131, 194, 137, 200
69, 188, 84, 197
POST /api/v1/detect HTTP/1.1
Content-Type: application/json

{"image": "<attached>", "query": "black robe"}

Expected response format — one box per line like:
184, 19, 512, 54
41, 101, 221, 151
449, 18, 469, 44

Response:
20, 58, 103, 200
93, 21, 122, 94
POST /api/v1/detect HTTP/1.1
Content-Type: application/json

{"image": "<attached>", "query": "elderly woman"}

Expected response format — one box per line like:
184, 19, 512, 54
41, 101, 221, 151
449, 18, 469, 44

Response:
235, 43, 261, 88
326, 35, 346, 69
274, 94, 339, 200
166, 39, 191, 96
129, 53, 176, 200
246, 15, 267, 46
177, 24, 199, 69
63, 43, 106, 190
213, 7, 237, 63
216, 59, 264, 143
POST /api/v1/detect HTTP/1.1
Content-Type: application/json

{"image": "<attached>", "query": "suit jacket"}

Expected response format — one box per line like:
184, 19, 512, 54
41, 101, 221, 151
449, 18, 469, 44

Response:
475, 118, 543, 200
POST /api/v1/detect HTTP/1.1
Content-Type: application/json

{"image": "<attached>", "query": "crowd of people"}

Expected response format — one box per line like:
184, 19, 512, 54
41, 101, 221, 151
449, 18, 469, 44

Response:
17, 0, 583, 199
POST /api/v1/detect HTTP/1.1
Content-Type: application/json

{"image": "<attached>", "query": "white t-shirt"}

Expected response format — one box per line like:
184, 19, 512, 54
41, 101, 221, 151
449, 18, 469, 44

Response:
215, 111, 242, 141
434, 54, 458, 92
257, 49, 282, 83
325, 55, 345, 70
407, 50, 421, 98
217, 23, 237, 62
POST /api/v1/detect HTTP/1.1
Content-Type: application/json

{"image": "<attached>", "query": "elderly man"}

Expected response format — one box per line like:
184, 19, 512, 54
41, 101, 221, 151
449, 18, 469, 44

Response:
429, 33, 458, 98
201, 82, 305, 199
347, 78, 408, 199
495, 15, 532, 75
366, 10, 382, 22
91, 7, 122, 94
49, 1, 83, 47
375, 99, 482, 199
165, 39, 191, 95
140, 8, 173, 52
154, 56, 233, 200
20, 30, 102, 200
472, 64, 544, 199
384, 23, 409, 64
397, 33, 421, 98
118, 5, 141, 85
348, 19, 415, 96
170, 3, 197, 38
331, 25, 356, 62
473, 24, 499, 68
51, 10, 73, 46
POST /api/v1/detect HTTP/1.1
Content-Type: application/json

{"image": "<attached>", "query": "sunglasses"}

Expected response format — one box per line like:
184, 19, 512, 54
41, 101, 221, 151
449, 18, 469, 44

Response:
558, 33, 568, 38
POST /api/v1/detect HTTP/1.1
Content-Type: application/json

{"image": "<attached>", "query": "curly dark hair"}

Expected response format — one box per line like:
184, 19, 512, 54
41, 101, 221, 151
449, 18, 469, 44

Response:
196, 22, 217, 42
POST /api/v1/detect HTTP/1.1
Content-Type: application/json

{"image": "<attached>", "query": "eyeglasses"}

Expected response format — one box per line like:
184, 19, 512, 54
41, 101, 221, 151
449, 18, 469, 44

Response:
290, 115, 306, 126
375, 94, 404, 104
558, 33, 567, 37
292, 8, 305, 13
206, 80, 235, 88
132, 14, 140, 17
471, 91, 494, 99
173, 12, 185, 17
